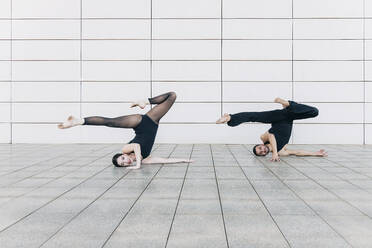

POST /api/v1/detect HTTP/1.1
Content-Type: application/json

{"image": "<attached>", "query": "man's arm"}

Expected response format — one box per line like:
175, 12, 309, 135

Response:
279, 149, 327, 157
142, 157, 193, 164
260, 132, 270, 143
268, 133, 280, 162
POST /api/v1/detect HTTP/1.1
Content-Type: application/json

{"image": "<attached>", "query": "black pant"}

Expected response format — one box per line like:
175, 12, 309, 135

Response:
227, 101, 318, 127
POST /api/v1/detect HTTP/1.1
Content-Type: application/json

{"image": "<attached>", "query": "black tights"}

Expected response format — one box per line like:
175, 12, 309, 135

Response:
83, 92, 176, 128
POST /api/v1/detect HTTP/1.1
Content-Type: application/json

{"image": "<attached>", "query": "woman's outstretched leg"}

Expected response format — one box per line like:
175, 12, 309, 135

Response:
58, 114, 142, 129
131, 92, 177, 123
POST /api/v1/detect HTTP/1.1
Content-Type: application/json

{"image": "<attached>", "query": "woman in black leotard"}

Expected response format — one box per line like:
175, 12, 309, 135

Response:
58, 92, 192, 169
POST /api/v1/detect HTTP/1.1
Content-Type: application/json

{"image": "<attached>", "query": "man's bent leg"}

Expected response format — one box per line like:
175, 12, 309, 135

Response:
287, 101, 318, 120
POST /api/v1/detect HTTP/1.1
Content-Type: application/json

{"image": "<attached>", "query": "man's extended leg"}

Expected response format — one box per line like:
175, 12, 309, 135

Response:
218, 109, 290, 127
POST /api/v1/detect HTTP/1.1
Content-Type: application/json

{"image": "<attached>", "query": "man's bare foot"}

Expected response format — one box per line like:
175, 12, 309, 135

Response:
274, 97, 290, 108
316, 149, 328, 157
216, 113, 231, 124
130, 100, 148, 109
58, 116, 84, 129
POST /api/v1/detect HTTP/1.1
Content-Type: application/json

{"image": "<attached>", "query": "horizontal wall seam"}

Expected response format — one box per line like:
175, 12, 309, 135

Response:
4, 122, 370, 125
2, 17, 372, 20
2, 59, 370, 62
2, 39, 371, 41
1, 80, 371, 83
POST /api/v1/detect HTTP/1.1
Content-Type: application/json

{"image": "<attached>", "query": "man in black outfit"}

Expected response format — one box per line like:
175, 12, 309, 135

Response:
216, 98, 327, 162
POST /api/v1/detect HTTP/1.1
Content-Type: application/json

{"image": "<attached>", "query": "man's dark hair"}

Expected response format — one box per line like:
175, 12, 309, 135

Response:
253, 144, 269, 156
252, 145, 260, 156
112, 153, 122, 167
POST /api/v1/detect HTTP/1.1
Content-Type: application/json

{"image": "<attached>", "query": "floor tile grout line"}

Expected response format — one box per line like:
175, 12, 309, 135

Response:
0, 146, 114, 176
38, 164, 133, 247
0, 145, 105, 179
0, 144, 113, 186
3, 157, 86, 187
244, 144, 372, 219
226, 144, 292, 248
0, 145, 116, 208
164, 144, 194, 248
0, 154, 116, 234
302, 155, 372, 195
101, 144, 178, 248
276, 155, 372, 220
240, 145, 355, 247
210, 144, 230, 248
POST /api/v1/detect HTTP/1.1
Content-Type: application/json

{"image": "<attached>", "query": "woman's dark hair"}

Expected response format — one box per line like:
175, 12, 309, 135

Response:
112, 153, 122, 167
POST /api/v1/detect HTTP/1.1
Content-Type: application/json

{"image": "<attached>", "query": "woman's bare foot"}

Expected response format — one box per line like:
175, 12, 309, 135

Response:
216, 113, 231, 124
130, 100, 148, 109
58, 116, 84, 129
316, 149, 328, 157
274, 97, 290, 108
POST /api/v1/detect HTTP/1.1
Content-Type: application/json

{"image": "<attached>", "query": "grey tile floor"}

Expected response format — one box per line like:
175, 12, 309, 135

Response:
0, 144, 372, 248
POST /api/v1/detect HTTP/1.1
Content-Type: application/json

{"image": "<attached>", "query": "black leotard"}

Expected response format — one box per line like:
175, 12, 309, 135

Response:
128, 114, 158, 158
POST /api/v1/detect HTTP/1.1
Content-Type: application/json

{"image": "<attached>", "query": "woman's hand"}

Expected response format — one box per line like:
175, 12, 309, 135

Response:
316, 149, 328, 157
126, 165, 141, 170
183, 159, 194, 163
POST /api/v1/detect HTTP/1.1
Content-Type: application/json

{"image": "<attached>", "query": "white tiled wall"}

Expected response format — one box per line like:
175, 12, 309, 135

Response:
1, 0, 371, 144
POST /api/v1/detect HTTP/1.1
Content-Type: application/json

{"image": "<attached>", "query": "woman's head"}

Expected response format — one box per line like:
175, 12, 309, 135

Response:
253, 144, 270, 156
112, 153, 134, 167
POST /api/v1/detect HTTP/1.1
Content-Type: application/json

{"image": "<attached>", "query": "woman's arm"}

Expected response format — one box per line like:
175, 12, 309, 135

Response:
142, 157, 193, 164
122, 143, 142, 169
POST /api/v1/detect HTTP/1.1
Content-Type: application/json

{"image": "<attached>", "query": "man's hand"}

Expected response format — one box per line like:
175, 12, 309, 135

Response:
271, 153, 280, 162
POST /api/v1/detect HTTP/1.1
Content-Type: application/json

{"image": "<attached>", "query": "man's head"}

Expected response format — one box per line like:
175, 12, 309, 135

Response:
112, 153, 134, 167
253, 144, 270, 156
